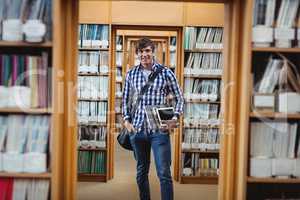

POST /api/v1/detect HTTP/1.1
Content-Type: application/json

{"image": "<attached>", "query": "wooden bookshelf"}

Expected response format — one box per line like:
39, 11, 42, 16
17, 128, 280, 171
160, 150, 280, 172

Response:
78, 72, 109, 76
184, 48, 223, 53
252, 47, 300, 53
0, 108, 52, 114
181, 176, 218, 184
247, 177, 300, 184
78, 98, 108, 101
182, 149, 219, 154
184, 98, 220, 104
78, 47, 109, 51
250, 112, 300, 119
78, 147, 106, 151
235, 0, 300, 199
0, 0, 77, 199
184, 74, 222, 79
0, 172, 52, 179
0, 41, 52, 48
78, 173, 107, 182
76, 23, 111, 183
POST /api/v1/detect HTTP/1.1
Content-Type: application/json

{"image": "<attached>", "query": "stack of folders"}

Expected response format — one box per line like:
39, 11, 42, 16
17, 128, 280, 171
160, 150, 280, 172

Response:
78, 24, 109, 48
250, 122, 300, 178
78, 151, 106, 174
0, 0, 52, 42
115, 83, 122, 98
77, 76, 109, 99
116, 51, 123, 67
182, 128, 220, 151
252, 0, 276, 46
274, 0, 299, 47
0, 53, 51, 108
257, 57, 283, 94
184, 79, 220, 101
78, 126, 106, 149
184, 103, 220, 127
116, 35, 123, 51
0, 115, 49, 173
78, 51, 109, 74
77, 101, 107, 124
0, 178, 49, 200
182, 153, 219, 176
252, 0, 300, 47
184, 53, 223, 76
170, 37, 177, 69
184, 27, 223, 50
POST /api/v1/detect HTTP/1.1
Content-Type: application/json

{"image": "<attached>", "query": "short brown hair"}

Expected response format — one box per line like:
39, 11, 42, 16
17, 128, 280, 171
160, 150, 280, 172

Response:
136, 37, 155, 54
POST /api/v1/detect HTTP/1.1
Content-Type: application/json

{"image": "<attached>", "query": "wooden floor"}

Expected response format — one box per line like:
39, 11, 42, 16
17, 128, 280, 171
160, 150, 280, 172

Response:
77, 134, 218, 200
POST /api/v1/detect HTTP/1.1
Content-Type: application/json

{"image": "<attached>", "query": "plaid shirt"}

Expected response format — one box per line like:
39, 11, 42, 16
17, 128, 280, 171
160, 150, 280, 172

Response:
122, 62, 184, 131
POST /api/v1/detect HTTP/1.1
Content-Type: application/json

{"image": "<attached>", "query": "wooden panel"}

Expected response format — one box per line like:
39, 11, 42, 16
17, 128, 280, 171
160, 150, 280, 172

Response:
185, 3, 224, 26
111, 1, 184, 26
218, 0, 241, 200
79, 1, 110, 24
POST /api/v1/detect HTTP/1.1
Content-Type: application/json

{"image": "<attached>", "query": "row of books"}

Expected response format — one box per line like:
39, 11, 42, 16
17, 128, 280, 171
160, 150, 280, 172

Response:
78, 151, 106, 174
184, 53, 223, 75
77, 76, 109, 99
250, 122, 300, 159
253, 0, 299, 27
182, 128, 220, 151
116, 52, 123, 67
184, 103, 220, 125
78, 24, 109, 48
0, 115, 49, 153
252, 0, 300, 47
0, 115, 49, 173
0, 53, 51, 108
77, 101, 107, 124
78, 126, 106, 149
78, 51, 109, 73
184, 27, 223, 50
184, 79, 220, 101
0, 178, 49, 200
0, 0, 52, 42
182, 153, 219, 176
256, 57, 284, 94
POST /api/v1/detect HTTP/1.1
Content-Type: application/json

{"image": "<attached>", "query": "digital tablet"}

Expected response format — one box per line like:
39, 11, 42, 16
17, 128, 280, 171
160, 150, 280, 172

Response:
155, 107, 175, 126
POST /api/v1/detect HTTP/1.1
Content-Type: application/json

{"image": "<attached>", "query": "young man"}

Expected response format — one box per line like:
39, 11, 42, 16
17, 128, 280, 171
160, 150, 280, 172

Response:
122, 37, 184, 200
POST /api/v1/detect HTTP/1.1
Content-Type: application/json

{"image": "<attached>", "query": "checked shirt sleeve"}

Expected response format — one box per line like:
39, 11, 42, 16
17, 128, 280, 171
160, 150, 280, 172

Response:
166, 69, 184, 116
122, 72, 132, 121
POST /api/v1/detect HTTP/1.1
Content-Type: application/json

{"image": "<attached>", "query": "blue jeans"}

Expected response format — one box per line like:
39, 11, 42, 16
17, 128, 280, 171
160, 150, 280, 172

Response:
130, 130, 173, 200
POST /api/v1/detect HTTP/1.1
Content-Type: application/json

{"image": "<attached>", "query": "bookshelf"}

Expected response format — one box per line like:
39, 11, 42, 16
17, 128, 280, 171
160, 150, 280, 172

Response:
0, 0, 76, 199
179, 26, 223, 184
237, 0, 300, 199
76, 23, 110, 182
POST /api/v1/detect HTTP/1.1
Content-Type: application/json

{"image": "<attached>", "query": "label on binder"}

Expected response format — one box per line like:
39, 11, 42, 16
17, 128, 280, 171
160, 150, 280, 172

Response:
275, 28, 295, 40
101, 40, 109, 48
22, 20, 46, 43
252, 26, 273, 43
116, 44, 122, 51
2, 19, 23, 41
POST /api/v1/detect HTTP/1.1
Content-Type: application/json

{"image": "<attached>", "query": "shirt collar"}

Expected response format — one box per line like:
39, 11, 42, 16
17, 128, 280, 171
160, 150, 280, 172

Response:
137, 59, 158, 72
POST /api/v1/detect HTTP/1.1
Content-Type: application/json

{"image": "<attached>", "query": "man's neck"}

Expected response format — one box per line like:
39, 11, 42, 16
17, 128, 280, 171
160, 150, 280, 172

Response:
141, 62, 154, 71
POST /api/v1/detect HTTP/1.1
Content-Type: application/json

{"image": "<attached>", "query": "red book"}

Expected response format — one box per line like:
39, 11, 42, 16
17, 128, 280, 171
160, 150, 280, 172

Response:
0, 178, 13, 200
12, 55, 18, 86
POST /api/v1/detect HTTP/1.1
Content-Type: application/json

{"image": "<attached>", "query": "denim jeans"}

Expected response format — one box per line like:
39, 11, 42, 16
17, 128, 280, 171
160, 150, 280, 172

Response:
130, 129, 173, 200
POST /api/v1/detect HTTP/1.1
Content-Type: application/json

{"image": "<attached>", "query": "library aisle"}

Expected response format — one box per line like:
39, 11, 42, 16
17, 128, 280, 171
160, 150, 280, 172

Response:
77, 134, 218, 200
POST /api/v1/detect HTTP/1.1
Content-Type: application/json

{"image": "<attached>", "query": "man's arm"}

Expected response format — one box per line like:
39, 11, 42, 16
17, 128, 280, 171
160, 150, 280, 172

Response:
122, 72, 131, 121
165, 69, 184, 118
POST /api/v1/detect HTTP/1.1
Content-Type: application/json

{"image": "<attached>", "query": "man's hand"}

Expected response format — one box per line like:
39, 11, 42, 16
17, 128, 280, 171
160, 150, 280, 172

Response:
124, 120, 136, 133
160, 117, 179, 132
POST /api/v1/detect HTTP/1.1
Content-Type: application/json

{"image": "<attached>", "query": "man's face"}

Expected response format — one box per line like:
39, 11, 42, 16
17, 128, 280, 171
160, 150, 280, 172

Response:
138, 45, 154, 67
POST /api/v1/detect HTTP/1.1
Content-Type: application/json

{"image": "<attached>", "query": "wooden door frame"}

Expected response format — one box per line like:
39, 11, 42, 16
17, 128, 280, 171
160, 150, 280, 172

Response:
64, 1, 244, 200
